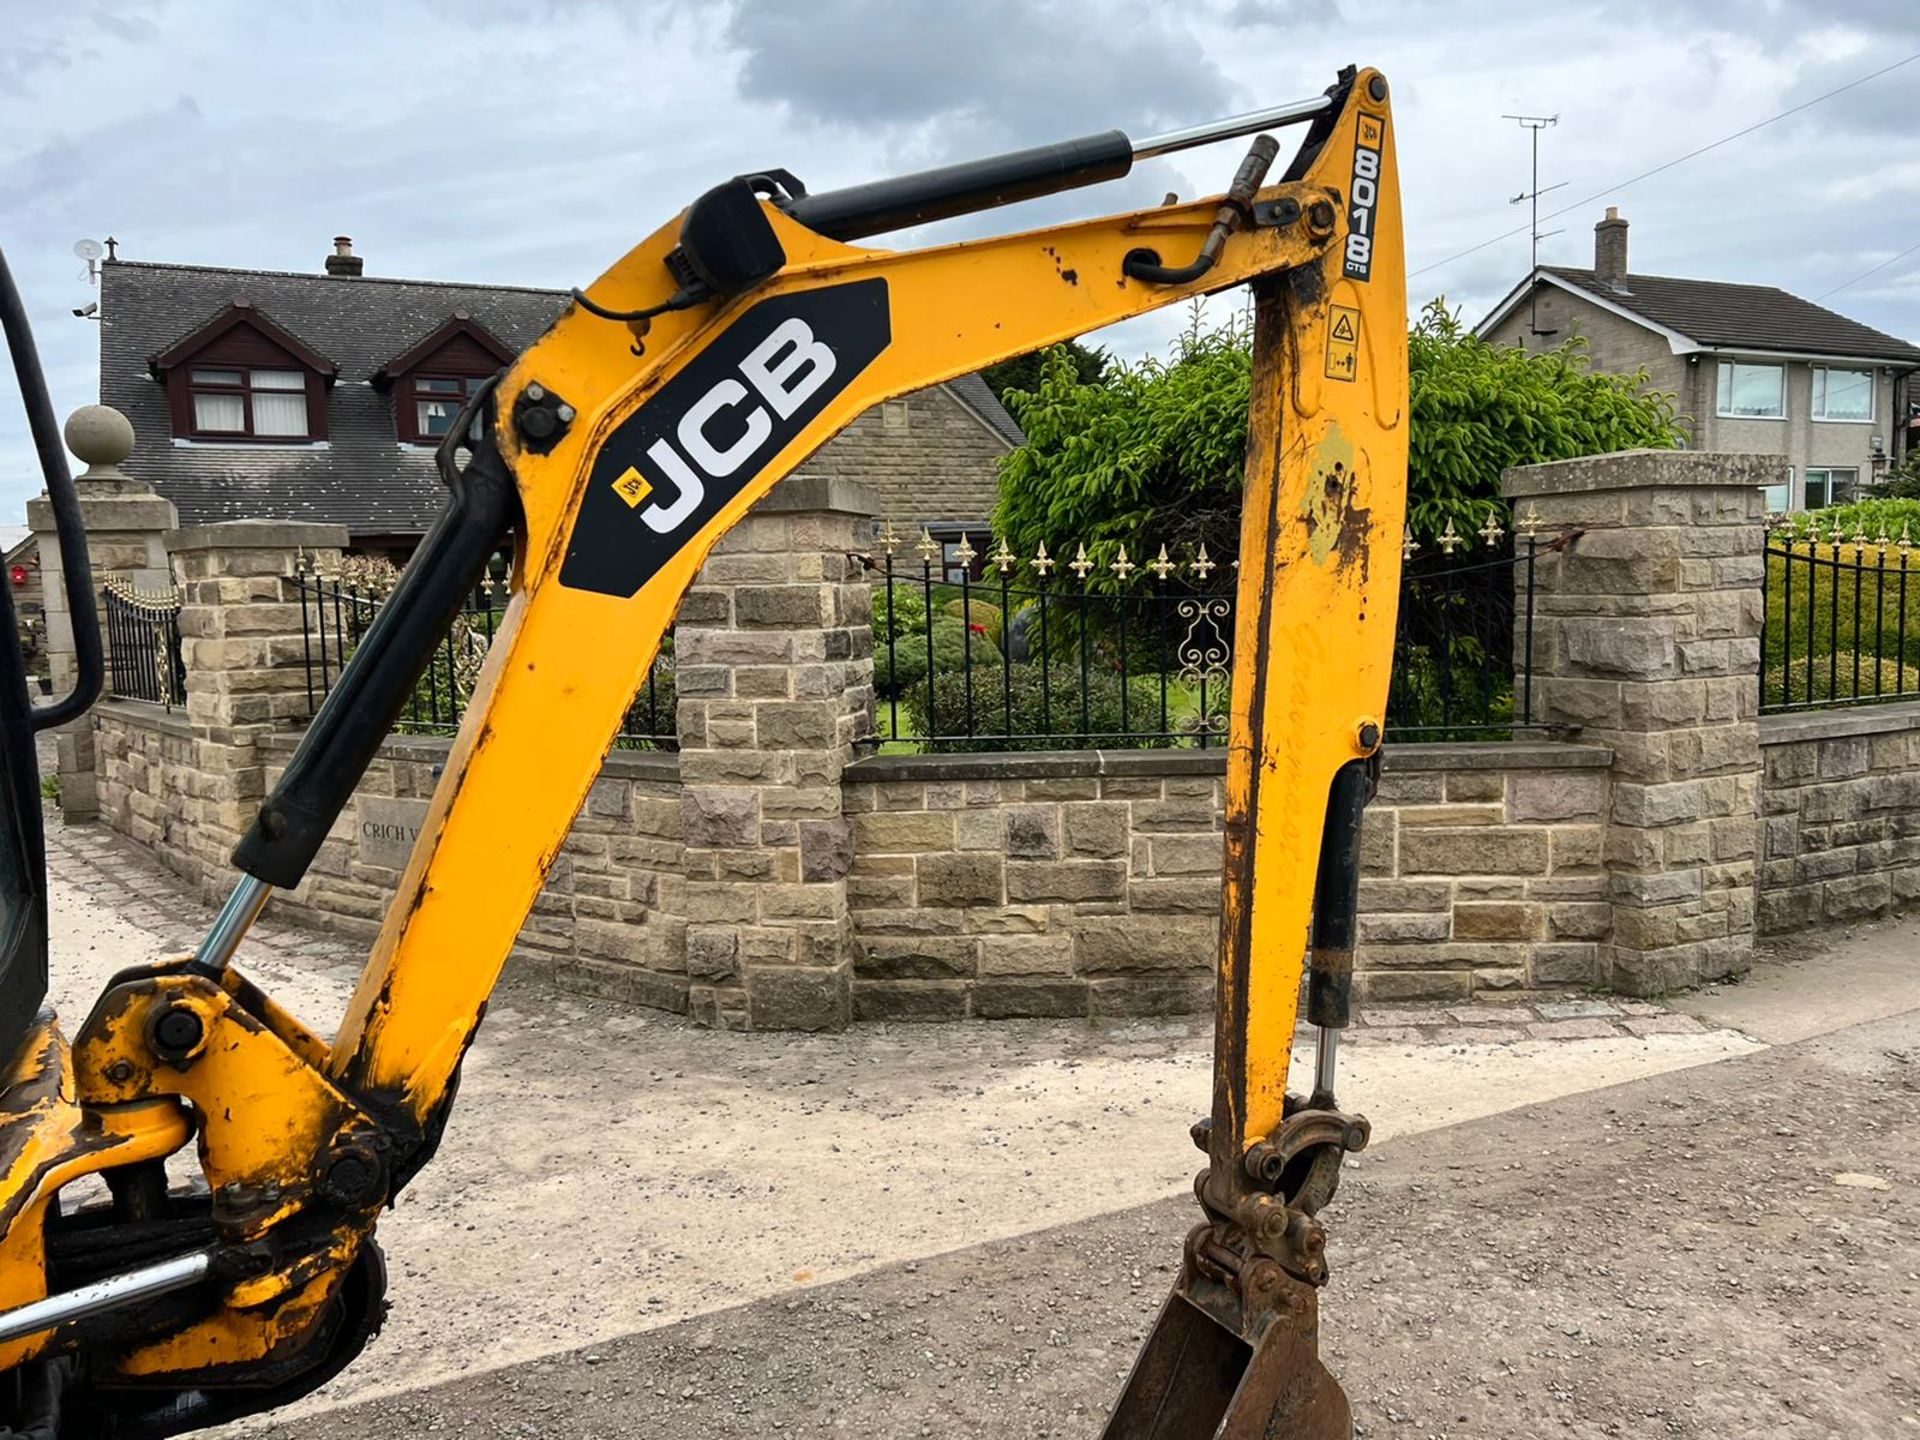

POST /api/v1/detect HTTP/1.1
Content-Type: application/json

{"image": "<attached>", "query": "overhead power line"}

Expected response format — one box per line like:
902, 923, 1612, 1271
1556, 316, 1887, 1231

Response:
1816, 239, 1920, 301
1411, 49, 1920, 280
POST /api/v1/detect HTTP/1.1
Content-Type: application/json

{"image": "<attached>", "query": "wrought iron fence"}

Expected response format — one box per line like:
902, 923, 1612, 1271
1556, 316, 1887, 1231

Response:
103, 581, 185, 710
866, 517, 1547, 753
293, 566, 676, 747
1761, 517, 1918, 713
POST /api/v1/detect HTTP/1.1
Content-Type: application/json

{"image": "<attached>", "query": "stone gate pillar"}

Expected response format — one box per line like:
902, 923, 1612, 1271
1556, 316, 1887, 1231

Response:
27, 406, 177, 820
672, 475, 880, 1030
169, 520, 348, 894
1504, 449, 1775, 994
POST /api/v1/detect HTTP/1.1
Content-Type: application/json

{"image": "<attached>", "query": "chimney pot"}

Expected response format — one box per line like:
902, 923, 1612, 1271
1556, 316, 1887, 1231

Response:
1594, 208, 1629, 285
325, 236, 364, 278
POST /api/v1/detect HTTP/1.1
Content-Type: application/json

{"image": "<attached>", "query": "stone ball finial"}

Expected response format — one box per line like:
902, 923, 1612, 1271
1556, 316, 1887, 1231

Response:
65, 404, 135, 474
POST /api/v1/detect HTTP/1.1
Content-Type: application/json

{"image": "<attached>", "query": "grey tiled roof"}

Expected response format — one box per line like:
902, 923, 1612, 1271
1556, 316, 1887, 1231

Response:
946, 372, 1026, 447
101, 260, 571, 534
1543, 266, 1920, 365
101, 259, 1026, 537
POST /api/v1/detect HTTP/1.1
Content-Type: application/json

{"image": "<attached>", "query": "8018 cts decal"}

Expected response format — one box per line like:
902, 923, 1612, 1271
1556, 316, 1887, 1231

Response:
560, 278, 891, 597
1344, 114, 1384, 282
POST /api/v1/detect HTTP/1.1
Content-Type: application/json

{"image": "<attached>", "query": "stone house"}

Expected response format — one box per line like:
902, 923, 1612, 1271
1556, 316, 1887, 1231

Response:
97, 239, 1022, 561
1477, 209, 1920, 513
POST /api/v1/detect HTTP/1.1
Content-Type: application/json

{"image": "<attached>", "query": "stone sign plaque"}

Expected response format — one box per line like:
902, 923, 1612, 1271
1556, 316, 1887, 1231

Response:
358, 796, 429, 871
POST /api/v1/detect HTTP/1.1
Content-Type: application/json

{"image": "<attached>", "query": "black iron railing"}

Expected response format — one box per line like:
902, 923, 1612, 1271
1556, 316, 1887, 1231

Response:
867, 521, 1546, 753
293, 571, 676, 748
1388, 524, 1546, 741
103, 583, 185, 710
1762, 521, 1918, 713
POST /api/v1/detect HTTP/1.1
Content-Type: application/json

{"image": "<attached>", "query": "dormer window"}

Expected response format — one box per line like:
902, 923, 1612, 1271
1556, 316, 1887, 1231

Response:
151, 300, 334, 444
377, 312, 514, 445
406, 374, 489, 440
187, 366, 312, 438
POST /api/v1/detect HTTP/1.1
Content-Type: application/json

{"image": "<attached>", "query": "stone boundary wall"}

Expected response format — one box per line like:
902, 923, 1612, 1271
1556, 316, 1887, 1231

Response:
844, 743, 1617, 1016
77, 455, 1920, 1029
1758, 699, 1920, 933
91, 696, 1620, 1015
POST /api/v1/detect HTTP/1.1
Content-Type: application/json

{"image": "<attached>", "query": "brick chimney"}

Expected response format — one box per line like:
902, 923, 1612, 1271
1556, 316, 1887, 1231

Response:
1593, 207, 1628, 285
324, 236, 363, 278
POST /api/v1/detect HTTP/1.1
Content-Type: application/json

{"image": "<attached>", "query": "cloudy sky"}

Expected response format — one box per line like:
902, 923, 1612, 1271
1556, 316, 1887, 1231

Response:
4, 0, 1919, 517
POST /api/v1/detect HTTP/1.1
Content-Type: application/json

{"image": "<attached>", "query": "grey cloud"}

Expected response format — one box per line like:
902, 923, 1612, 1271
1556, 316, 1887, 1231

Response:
726, 0, 1233, 152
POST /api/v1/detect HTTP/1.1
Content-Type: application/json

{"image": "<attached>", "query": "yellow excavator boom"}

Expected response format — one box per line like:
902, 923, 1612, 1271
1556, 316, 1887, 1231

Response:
0, 63, 1404, 1437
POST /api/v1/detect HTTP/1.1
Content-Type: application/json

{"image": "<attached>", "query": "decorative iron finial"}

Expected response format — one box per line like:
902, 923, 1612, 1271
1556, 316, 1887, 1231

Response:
877, 520, 901, 555
1478, 512, 1505, 547
1191, 543, 1215, 581
915, 527, 939, 563
1517, 503, 1543, 537
992, 537, 1017, 574
1069, 543, 1093, 579
1402, 525, 1420, 559
1032, 541, 1054, 577
1110, 544, 1135, 582
952, 535, 977, 567
1438, 518, 1462, 555
1149, 544, 1176, 581
1899, 520, 1914, 553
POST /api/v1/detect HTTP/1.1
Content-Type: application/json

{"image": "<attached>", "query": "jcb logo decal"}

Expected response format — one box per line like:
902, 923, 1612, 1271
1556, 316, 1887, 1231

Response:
560, 279, 891, 597
1344, 115, 1384, 282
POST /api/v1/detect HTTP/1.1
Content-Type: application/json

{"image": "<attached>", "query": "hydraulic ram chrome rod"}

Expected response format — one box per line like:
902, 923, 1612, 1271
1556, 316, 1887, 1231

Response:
785, 90, 1334, 241
0, 1251, 213, 1346
1131, 94, 1335, 160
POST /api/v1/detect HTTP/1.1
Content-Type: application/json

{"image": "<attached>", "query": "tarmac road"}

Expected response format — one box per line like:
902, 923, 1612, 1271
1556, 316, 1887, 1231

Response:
249, 976, 1920, 1439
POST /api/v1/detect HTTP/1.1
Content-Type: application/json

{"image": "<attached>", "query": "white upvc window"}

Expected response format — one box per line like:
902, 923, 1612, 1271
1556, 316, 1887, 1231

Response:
1804, 467, 1859, 510
1812, 366, 1874, 422
1762, 470, 1791, 516
1716, 360, 1785, 419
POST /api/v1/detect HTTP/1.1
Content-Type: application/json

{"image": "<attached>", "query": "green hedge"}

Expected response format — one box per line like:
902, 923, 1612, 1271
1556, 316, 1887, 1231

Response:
1764, 544, 1920, 689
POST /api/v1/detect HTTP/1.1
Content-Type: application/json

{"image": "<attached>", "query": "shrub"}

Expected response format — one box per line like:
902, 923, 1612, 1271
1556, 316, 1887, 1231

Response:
939, 596, 1003, 648
873, 595, 1000, 696
1802, 497, 1920, 542
906, 662, 1183, 752
872, 586, 931, 695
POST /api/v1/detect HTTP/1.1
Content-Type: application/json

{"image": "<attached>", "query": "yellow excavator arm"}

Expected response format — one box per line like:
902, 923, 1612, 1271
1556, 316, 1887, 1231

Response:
0, 63, 1404, 1437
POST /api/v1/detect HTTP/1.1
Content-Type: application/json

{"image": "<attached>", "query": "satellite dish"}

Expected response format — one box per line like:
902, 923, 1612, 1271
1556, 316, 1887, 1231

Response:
73, 239, 104, 261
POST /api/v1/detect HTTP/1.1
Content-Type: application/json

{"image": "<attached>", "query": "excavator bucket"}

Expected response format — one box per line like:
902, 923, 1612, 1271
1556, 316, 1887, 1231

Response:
1107, 1258, 1351, 1440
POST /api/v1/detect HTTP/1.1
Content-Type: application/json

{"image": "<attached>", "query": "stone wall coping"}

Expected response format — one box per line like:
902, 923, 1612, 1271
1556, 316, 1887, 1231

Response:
94, 697, 196, 739
29, 495, 179, 533
845, 740, 1611, 784
1759, 699, 1920, 745
1502, 448, 1786, 499
755, 473, 882, 518
253, 727, 681, 782
168, 519, 350, 551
